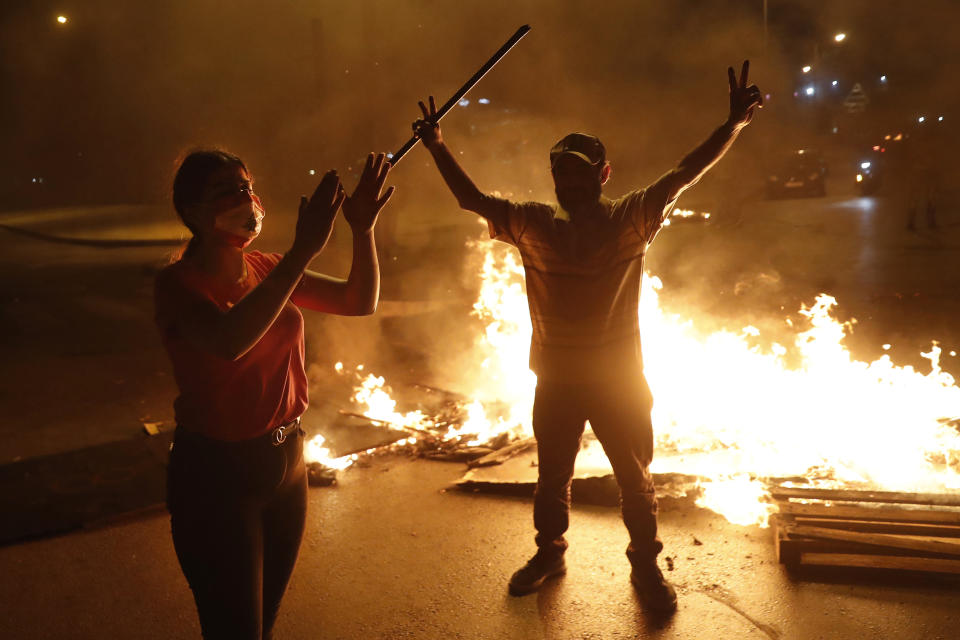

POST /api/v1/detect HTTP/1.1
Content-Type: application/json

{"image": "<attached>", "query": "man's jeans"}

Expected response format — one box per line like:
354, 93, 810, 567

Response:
532, 374, 662, 565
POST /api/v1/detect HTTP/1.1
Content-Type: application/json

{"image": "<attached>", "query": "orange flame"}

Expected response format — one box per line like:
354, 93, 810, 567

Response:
309, 232, 960, 527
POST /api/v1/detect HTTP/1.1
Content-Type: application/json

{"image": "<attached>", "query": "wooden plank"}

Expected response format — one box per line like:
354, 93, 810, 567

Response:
777, 501, 960, 525
769, 486, 960, 507
774, 516, 881, 564
467, 437, 536, 468
775, 528, 926, 565
788, 524, 960, 557
422, 446, 495, 463
774, 516, 798, 564
336, 410, 434, 436
798, 553, 960, 575
792, 517, 960, 538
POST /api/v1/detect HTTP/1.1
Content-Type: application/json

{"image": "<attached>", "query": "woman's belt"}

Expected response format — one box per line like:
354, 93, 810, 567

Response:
271, 416, 302, 446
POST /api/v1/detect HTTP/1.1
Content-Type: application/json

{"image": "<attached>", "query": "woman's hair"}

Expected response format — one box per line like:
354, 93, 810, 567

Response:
171, 149, 247, 260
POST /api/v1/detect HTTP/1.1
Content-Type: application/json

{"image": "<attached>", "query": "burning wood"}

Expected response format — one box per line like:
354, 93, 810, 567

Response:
304, 432, 357, 486
306, 367, 960, 578
331, 406, 519, 462
771, 485, 960, 575
467, 436, 536, 468
336, 410, 433, 436
421, 446, 497, 463
302, 378, 530, 484
306, 462, 338, 487
302, 235, 960, 528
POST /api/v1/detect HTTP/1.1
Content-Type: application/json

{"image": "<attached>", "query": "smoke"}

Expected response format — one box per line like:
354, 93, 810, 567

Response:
3, 1, 956, 201
4, 0, 958, 384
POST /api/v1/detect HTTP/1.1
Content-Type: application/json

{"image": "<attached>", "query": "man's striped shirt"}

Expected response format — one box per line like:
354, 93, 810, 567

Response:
478, 179, 677, 383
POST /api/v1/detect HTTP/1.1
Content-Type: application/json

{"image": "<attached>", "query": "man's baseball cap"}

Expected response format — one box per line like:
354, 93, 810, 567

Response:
550, 133, 606, 168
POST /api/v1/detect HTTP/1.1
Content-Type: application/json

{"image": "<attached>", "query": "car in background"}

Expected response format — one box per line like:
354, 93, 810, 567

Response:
855, 155, 883, 195
765, 149, 828, 199
855, 130, 910, 196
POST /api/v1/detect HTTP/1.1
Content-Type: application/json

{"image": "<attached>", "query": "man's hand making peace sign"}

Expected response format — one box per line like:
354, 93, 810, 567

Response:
727, 60, 763, 127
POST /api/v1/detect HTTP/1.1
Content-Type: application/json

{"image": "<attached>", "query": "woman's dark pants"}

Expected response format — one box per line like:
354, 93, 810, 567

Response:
167, 427, 307, 640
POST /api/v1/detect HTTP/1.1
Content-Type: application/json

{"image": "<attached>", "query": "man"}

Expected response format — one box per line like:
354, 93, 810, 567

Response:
413, 61, 762, 614
903, 121, 942, 231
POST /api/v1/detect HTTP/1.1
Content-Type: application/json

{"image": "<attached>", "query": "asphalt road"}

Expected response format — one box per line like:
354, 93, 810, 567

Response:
2, 454, 959, 640
1, 182, 960, 638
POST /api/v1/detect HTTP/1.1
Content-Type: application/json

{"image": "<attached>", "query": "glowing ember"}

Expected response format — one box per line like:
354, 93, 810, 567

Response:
661, 208, 711, 226
695, 476, 776, 527
351, 373, 433, 431
310, 235, 960, 528
464, 240, 537, 436
642, 280, 960, 510
304, 433, 354, 470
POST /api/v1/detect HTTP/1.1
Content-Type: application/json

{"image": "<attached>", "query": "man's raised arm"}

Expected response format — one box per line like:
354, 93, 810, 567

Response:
647, 60, 763, 207
413, 96, 492, 216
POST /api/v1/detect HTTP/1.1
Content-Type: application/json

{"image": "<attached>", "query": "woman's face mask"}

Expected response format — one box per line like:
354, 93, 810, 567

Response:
207, 189, 264, 248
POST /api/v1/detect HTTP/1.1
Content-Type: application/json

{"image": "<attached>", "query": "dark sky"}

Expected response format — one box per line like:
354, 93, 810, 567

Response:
1, 0, 956, 208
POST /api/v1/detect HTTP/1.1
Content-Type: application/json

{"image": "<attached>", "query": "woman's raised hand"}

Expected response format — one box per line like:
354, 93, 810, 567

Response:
292, 169, 345, 259
342, 153, 395, 233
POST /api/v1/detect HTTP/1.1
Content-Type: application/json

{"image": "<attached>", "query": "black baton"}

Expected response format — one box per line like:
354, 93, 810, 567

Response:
390, 24, 531, 165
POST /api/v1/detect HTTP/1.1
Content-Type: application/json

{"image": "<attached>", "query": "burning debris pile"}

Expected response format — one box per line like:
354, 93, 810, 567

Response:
305, 232, 960, 529
304, 370, 535, 486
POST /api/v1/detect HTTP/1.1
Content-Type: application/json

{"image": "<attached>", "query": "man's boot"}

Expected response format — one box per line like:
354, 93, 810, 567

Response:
630, 560, 677, 614
508, 550, 566, 596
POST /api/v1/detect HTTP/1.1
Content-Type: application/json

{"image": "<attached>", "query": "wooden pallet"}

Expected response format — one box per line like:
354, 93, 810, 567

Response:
771, 486, 960, 575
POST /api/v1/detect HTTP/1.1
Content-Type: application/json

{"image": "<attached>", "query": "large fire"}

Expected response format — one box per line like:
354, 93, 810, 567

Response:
306, 219, 960, 528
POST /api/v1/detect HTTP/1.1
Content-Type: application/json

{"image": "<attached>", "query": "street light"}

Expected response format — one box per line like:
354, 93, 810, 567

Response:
56, 15, 68, 24
834, 32, 847, 42
805, 86, 815, 96
762, 0, 768, 53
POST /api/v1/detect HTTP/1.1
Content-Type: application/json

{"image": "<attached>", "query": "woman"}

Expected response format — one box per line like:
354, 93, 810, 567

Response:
155, 149, 394, 639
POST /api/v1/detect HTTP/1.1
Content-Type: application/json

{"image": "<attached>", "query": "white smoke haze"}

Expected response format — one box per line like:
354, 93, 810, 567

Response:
5, 2, 960, 498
